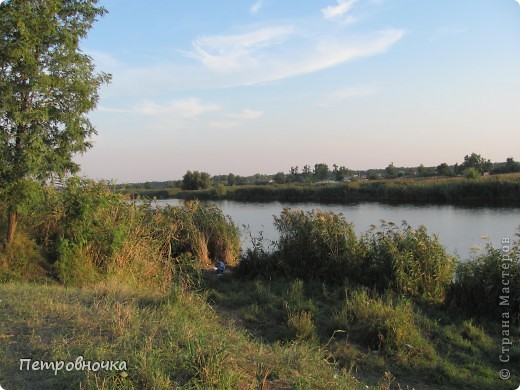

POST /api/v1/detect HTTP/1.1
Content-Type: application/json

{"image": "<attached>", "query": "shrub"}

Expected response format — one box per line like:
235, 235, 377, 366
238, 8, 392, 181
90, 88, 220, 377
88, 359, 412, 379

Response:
53, 238, 99, 286
339, 289, 435, 362
160, 201, 240, 267
287, 311, 316, 341
235, 231, 279, 278
446, 238, 520, 323
358, 221, 456, 301
464, 168, 481, 180
273, 209, 360, 282
0, 230, 48, 282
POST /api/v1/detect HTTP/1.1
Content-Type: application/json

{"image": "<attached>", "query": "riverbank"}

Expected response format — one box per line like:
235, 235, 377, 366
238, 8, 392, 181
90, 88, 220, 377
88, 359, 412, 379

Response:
125, 173, 520, 206
1, 179, 519, 388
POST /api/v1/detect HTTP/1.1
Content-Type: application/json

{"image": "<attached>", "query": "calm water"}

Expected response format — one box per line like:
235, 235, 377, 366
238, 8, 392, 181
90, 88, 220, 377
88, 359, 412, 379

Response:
155, 199, 519, 260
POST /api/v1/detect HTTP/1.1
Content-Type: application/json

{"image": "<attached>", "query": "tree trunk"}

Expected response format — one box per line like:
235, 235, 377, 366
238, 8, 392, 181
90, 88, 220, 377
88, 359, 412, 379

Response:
7, 210, 18, 244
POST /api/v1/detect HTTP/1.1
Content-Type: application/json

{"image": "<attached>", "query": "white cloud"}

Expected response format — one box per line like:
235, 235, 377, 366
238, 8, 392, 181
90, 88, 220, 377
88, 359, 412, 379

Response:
266, 29, 405, 83
95, 23, 405, 95
321, 0, 357, 19
182, 28, 405, 86
250, 0, 264, 14
186, 26, 295, 72
516, 0, 520, 5
210, 108, 264, 129
135, 98, 221, 117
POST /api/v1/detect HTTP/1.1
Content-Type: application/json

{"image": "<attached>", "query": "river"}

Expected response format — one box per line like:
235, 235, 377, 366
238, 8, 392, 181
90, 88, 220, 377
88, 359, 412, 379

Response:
155, 199, 519, 260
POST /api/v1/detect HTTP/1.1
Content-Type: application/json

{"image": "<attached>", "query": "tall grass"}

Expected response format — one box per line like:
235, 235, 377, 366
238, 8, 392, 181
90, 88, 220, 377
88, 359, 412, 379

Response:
358, 221, 456, 301
0, 282, 364, 389
274, 208, 359, 281
238, 209, 455, 301
446, 239, 520, 323
0, 178, 240, 288
333, 289, 435, 362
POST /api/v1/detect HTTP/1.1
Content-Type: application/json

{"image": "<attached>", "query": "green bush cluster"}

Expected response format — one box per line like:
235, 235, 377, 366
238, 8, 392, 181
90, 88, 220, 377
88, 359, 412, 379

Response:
336, 289, 435, 361
238, 209, 455, 301
446, 240, 520, 323
239, 208, 520, 322
156, 201, 240, 267
0, 178, 240, 288
358, 222, 455, 301
274, 208, 359, 281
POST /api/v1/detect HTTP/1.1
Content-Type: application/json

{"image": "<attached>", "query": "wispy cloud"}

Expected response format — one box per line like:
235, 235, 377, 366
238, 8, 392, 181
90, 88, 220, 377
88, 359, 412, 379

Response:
94, 6, 405, 95
135, 98, 221, 117
321, 0, 357, 19
182, 28, 405, 86
250, 0, 264, 14
211, 109, 264, 129
186, 26, 295, 72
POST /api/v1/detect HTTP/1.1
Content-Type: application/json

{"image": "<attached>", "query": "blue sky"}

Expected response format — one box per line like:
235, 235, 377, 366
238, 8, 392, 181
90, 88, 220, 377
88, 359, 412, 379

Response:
77, 0, 520, 182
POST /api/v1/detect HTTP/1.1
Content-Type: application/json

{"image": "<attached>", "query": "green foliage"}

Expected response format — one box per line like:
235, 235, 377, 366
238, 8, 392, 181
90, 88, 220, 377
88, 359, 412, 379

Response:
240, 211, 454, 301
463, 167, 481, 180
358, 221, 456, 301
287, 310, 316, 341
446, 240, 520, 323
460, 153, 493, 174
339, 289, 435, 361
160, 201, 240, 267
182, 170, 211, 190
0, 178, 240, 288
493, 157, 520, 174
273, 209, 360, 281
0, 0, 110, 242
0, 229, 48, 282
181, 173, 520, 205
385, 163, 398, 178
54, 238, 99, 287
273, 171, 286, 184
313, 163, 330, 181
437, 162, 453, 176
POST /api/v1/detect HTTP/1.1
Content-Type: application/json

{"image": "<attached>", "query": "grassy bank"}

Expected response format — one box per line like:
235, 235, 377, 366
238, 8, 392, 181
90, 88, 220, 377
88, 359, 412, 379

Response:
126, 173, 520, 206
205, 276, 519, 389
0, 282, 364, 389
1, 178, 519, 388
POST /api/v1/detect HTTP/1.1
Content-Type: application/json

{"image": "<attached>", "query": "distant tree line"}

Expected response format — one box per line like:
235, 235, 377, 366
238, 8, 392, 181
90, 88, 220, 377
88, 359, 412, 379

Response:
122, 153, 520, 191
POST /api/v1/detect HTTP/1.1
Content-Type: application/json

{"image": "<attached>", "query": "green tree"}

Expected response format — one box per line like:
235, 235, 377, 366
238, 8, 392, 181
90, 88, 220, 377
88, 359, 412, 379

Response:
273, 171, 285, 184
301, 165, 312, 182
313, 163, 329, 181
460, 153, 492, 174
333, 165, 352, 181
182, 171, 211, 190
0, 0, 110, 243
385, 163, 397, 179
227, 173, 236, 186
505, 157, 520, 173
436, 163, 452, 176
417, 164, 431, 177
493, 157, 520, 174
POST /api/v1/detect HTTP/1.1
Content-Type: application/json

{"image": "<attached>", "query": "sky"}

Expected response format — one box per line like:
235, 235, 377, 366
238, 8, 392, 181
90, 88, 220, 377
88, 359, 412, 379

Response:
76, 0, 520, 183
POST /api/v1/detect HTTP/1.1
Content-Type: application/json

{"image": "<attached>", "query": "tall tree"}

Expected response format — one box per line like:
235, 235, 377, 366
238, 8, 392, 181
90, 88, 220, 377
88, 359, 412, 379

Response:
0, 0, 110, 243
313, 163, 329, 181
460, 153, 492, 174
385, 163, 397, 179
